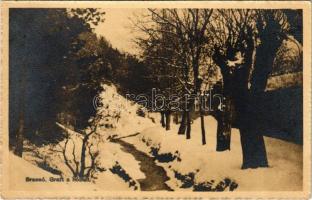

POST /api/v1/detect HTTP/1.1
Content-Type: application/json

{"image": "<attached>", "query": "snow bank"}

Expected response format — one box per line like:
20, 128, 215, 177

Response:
19, 84, 156, 191
18, 83, 302, 191
97, 84, 156, 138
22, 134, 140, 190
9, 153, 99, 191
124, 116, 302, 191
22, 128, 144, 191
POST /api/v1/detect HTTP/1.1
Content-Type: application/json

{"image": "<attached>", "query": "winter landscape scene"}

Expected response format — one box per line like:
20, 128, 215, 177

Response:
9, 8, 303, 192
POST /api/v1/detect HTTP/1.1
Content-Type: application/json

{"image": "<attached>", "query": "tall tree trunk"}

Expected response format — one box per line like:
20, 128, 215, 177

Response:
178, 111, 187, 135
200, 112, 206, 145
186, 111, 191, 139
215, 112, 223, 147
79, 136, 88, 178
165, 111, 171, 130
199, 98, 206, 145
238, 92, 269, 169
250, 45, 280, 93
160, 112, 166, 128
251, 12, 284, 94
240, 126, 268, 169
216, 96, 232, 151
185, 97, 195, 139
174, 112, 179, 124
240, 14, 284, 169
211, 51, 233, 152
234, 92, 269, 169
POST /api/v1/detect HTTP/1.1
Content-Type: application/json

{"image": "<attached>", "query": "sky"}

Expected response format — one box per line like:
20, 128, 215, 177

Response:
94, 9, 144, 55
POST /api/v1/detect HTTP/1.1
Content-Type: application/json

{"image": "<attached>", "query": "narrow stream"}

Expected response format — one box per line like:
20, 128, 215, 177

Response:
112, 138, 173, 191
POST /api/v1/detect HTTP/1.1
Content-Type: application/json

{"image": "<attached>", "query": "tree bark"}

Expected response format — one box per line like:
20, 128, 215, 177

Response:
79, 136, 88, 178
237, 91, 269, 169
160, 112, 166, 128
199, 97, 206, 145
174, 112, 179, 124
211, 12, 286, 169
250, 43, 281, 93
251, 11, 284, 93
216, 96, 232, 151
178, 111, 187, 135
239, 14, 284, 169
185, 97, 196, 139
240, 126, 268, 169
165, 111, 171, 130
200, 112, 206, 145
212, 49, 233, 151
186, 111, 191, 139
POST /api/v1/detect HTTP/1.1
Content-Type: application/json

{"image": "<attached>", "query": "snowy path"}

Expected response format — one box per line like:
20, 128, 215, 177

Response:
111, 138, 173, 191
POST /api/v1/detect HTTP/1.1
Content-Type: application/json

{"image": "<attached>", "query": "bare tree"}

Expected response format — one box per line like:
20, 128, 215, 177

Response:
211, 9, 294, 168
210, 9, 256, 151
135, 8, 300, 168
242, 10, 293, 169
251, 10, 292, 93
135, 9, 213, 145
55, 115, 104, 179
134, 11, 182, 131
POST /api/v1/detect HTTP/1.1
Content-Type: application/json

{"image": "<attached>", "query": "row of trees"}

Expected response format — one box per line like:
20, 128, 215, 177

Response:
9, 8, 302, 171
133, 9, 302, 169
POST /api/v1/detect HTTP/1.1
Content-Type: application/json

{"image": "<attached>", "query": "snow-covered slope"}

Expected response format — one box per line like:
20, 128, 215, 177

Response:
9, 153, 99, 191
15, 84, 302, 191
20, 84, 150, 191
124, 116, 302, 191
97, 84, 156, 138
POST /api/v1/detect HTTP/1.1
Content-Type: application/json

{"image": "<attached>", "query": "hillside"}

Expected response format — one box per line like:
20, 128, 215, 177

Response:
11, 84, 302, 191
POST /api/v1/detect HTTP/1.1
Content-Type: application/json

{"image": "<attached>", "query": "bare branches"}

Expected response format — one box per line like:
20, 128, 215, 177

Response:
62, 138, 77, 176
176, 76, 192, 95
85, 143, 100, 178
72, 142, 79, 173
135, 8, 215, 100
55, 120, 102, 179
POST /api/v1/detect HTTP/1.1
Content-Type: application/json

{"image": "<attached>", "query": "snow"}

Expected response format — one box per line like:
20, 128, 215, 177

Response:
14, 84, 302, 191
9, 153, 99, 191
56, 123, 144, 181
22, 129, 142, 191
226, 52, 244, 68
97, 84, 156, 137
123, 115, 302, 191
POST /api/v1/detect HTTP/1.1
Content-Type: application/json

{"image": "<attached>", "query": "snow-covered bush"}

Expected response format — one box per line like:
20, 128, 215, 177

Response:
51, 115, 106, 179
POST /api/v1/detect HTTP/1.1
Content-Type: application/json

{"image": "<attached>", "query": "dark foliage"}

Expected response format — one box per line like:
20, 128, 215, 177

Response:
173, 170, 238, 191
9, 8, 151, 152
9, 8, 94, 147
193, 178, 238, 192
109, 162, 138, 190
140, 136, 181, 163
149, 146, 181, 163
173, 170, 195, 188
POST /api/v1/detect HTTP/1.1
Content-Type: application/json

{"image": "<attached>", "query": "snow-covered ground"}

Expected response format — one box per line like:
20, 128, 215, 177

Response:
9, 153, 100, 191
12, 84, 302, 191
124, 116, 302, 191
20, 131, 142, 191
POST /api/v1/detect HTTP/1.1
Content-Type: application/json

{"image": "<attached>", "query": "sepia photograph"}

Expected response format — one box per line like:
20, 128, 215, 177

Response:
0, 1, 311, 199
